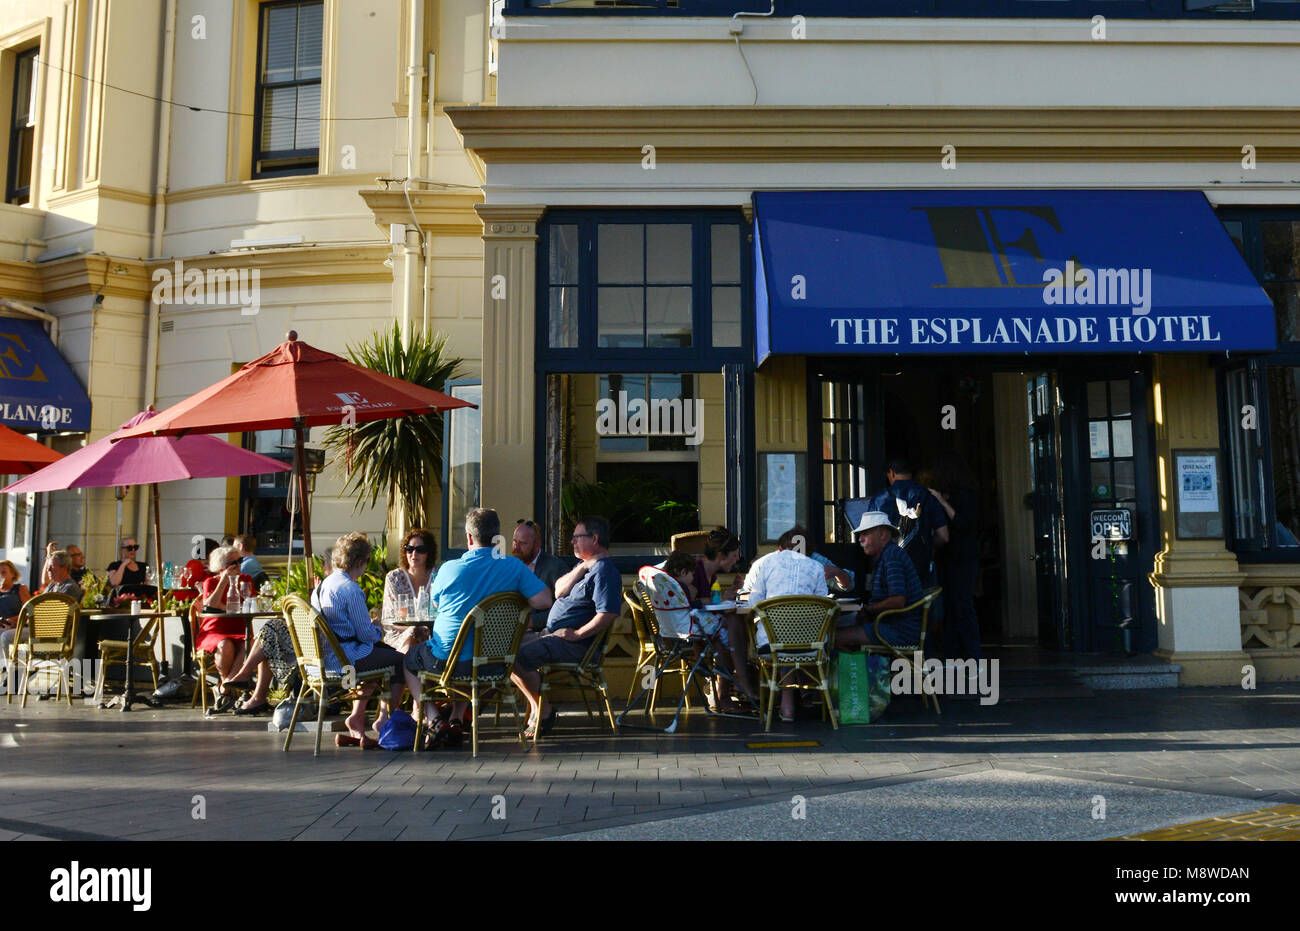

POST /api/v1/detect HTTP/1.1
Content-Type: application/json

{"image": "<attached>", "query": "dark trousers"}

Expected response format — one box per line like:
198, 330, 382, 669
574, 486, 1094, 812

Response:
939, 558, 981, 660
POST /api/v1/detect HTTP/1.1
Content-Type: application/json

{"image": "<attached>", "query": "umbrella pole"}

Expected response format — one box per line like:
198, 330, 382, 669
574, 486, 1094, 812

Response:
294, 420, 314, 586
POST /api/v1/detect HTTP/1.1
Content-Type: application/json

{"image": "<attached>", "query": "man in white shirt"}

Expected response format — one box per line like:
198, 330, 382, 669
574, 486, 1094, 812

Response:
742, 527, 829, 722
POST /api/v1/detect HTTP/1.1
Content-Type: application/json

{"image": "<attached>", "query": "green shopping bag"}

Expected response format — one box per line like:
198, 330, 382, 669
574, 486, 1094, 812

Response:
834, 652, 892, 725
836, 652, 873, 725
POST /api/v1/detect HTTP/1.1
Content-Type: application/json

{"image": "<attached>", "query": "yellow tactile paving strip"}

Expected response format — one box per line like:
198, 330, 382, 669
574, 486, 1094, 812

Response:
1112, 804, 1300, 840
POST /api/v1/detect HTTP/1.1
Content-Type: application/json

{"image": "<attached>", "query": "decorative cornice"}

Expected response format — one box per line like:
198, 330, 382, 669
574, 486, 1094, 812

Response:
45, 184, 155, 209
446, 106, 1300, 164
476, 205, 546, 239
11, 244, 392, 304
357, 189, 485, 235
1238, 565, 1300, 587
165, 172, 379, 205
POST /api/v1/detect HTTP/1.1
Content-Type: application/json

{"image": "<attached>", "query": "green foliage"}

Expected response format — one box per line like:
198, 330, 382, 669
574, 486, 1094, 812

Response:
322, 322, 465, 529
267, 538, 391, 612
560, 478, 699, 544
79, 571, 107, 610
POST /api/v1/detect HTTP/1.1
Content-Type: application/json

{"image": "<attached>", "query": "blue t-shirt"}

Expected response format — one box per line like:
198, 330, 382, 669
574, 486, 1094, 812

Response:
240, 555, 265, 579
870, 540, 925, 641
429, 548, 546, 663
546, 558, 622, 640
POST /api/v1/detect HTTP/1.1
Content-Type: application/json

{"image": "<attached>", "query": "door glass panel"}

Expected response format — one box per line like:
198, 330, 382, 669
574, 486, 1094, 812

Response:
1113, 459, 1136, 501
1109, 379, 1131, 417
1111, 419, 1134, 458
1089, 421, 1110, 459
1091, 461, 1112, 499
1087, 381, 1108, 419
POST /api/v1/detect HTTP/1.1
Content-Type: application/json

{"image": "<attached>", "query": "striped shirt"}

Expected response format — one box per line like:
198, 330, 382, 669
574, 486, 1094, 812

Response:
870, 540, 924, 641
311, 569, 381, 673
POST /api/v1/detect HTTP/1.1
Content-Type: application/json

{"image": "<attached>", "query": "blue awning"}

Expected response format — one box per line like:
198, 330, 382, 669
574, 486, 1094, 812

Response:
753, 190, 1277, 362
0, 317, 90, 433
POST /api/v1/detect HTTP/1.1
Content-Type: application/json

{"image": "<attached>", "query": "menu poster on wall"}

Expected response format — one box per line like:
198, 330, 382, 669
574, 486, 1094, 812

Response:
765, 454, 798, 539
1177, 455, 1218, 513
1174, 450, 1224, 540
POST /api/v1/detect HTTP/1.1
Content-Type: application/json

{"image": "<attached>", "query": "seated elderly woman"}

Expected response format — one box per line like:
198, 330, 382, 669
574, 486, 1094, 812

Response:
311, 532, 406, 749
197, 546, 253, 711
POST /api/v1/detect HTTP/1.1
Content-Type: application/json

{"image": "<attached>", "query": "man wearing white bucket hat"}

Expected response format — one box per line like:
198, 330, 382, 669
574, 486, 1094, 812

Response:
835, 511, 924, 651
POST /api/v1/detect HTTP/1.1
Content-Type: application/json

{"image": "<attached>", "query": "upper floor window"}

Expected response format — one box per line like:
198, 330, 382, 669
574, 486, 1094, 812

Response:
542, 211, 748, 363
254, 0, 322, 179
6, 48, 37, 205
1218, 212, 1300, 559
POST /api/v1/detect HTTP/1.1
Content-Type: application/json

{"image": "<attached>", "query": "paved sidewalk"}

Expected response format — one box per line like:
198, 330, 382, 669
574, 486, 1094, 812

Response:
0, 684, 1297, 841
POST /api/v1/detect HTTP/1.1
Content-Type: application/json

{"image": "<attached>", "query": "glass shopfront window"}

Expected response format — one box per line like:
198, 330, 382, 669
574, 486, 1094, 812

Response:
1218, 210, 1300, 558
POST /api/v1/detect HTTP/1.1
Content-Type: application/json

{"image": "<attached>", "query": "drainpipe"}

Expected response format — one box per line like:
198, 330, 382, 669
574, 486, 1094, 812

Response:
402, 0, 426, 347
141, 0, 177, 572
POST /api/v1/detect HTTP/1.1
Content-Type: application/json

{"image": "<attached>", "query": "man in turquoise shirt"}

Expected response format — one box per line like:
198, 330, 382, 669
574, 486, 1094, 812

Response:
403, 508, 552, 747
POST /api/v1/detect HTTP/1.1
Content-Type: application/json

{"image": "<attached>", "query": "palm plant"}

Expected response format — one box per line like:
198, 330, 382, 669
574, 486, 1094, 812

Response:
322, 323, 465, 529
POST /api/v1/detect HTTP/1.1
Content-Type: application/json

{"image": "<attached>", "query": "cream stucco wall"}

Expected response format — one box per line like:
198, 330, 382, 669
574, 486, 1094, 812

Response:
0, 0, 493, 575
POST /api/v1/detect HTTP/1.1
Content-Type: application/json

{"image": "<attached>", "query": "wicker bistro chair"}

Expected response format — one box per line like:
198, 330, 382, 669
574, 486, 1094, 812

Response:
280, 594, 394, 756
188, 601, 215, 711
94, 614, 163, 705
861, 586, 943, 715
411, 591, 531, 757
749, 595, 839, 732
7, 593, 80, 708
626, 582, 694, 715
535, 624, 617, 744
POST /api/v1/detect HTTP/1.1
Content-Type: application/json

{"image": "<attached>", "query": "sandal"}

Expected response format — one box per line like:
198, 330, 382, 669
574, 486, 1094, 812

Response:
421, 719, 449, 751
234, 698, 270, 716
335, 733, 379, 749
445, 720, 464, 748
524, 708, 556, 740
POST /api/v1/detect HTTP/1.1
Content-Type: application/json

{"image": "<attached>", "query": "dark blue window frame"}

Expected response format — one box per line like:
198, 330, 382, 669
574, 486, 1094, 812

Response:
534, 208, 756, 570
1215, 207, 1300, 563
506, 0, 1300, 20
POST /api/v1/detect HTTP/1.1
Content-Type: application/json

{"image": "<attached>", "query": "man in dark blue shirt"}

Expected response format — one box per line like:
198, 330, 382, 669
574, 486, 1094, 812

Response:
836, 511, 925, 650
868, 457, 948, 586
512, 515, 622, 738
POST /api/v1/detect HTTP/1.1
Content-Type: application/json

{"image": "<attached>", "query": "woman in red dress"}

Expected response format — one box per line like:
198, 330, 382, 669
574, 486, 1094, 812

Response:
198, 545, 252, 709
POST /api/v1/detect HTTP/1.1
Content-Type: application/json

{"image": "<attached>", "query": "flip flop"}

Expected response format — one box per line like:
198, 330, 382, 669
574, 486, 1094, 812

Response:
335, 733, 376, 748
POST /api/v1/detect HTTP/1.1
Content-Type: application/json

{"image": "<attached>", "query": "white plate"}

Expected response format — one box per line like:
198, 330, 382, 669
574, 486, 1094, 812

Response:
702, 601, 737, 612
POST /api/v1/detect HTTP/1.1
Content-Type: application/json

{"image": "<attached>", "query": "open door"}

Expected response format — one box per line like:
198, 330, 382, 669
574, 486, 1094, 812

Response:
1027, 372, 1071, 650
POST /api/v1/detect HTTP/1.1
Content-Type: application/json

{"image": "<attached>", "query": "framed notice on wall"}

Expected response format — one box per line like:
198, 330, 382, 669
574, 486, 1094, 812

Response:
1173, 449, 1224, 540
758, 452, 806, 544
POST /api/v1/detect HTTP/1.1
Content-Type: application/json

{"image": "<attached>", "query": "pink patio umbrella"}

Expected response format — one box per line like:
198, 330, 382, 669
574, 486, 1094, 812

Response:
3, 408, 290, 709
5, 406, 292, 578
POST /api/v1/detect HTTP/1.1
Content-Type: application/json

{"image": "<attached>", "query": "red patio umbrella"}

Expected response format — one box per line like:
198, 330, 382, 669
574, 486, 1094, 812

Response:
0, 424, 63, 474
113, 331, 475, 573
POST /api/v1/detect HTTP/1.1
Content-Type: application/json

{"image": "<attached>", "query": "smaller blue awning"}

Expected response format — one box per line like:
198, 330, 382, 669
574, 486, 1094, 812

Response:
753, 190, 1278, 362
0, 317, 90, 433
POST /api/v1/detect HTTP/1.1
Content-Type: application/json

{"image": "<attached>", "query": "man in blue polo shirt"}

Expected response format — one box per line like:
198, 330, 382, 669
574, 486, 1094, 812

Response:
511, 515, 622, 739
403, 508, 552, 747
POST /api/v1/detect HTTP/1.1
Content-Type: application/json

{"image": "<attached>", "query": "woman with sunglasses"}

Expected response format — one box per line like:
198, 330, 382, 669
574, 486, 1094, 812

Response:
106, 537, 149, 589
380, 529, 437, 651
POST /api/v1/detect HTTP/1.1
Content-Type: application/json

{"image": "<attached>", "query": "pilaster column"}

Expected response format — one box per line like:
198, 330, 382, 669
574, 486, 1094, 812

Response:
1148, 354, 1248, 685
476, 205, 545, 529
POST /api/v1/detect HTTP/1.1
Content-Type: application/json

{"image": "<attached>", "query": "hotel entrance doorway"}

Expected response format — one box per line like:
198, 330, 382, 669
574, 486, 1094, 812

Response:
807, 358, 1159, 655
